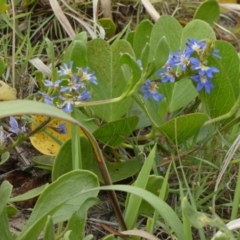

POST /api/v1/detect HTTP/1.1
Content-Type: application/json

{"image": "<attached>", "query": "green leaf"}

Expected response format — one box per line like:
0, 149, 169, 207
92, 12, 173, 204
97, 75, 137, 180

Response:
71, 40, 87, 69
98, 18, 116, 39
98, 185, 186, 240
63, 231, 72, 240
119, 53, 142, 91
0, 182, 13, 239
0, 208, 13, 240
0, 100, 79, 124
8, 184, 48, 202
5, 205, 18, 217
128, 101, 151, 129
133, 19, 153, 59
181, 197, 235, 240
0, 181, 12, 215
74, 32, 88, 43
140, 43, 150, 70
134, 94, 166, 127
194, 0, 220, 27
0, 57, 5, 76
43, 216, 55, 240
45, 38, 56, 72
149, 15, 182, 58
102, 235, 115, 240
87, 39, 135, 122
17, 170, 98, 240
17, 170, 99, 240
152, 36, 170, 71
93, 116, 139, 148
138, 175, 169, 217
52, 136, 143, 183
32, 155, 55, 168
0, 151, 10, 165
66, 198, 99, 240
124, 145, 156, 229
158, 113, 208, 144
71, 108, 98, 133
83, 235, 94, 240
203, 40, 240, 118
180, 19, 216, 50
62, 33, 88, 66
127, 31, 135, 47
167, 78, 198, 113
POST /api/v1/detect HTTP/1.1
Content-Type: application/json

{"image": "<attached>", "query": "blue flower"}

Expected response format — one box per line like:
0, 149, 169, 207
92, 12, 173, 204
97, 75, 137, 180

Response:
179, 51, 190, 71
212, 49, 221, 59
166, 51, 181, 68
80, 67, 98, 85
141, 80, 164, 101
157, 67, 176, 83
44, 79, 61, 88
39, 92, 55, 106
9, 116, 26, 134
0, 126, 7, 147
60, 75, 84, 93
190, 57, 219, 78
78, 89, 91, 101
58, 61, 73, 76
191, 74, 214, 94
55, 123, 68, 134
185, 39, 206, 56
59, 97, 74, 113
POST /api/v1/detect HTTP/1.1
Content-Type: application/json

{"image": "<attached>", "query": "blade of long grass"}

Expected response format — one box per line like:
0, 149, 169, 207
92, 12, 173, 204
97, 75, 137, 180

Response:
71, 107, 81, 169
49, 0, 75, 39
124, 144, 156, 229
10, 0, 16, 88
230, 163, 240, 220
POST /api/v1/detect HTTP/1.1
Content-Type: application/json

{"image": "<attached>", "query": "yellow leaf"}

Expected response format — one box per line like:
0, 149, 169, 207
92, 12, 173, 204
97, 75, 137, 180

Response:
30, 115, 83, 156
0, 80, 17, 101
0, 80, 17, 100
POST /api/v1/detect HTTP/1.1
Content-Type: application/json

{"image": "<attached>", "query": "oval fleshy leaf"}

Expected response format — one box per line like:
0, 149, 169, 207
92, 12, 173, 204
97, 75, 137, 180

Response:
203, 40, 240, 118
93, 116, 139, 148
158, 113, 208, 144
87, 39, 135, 122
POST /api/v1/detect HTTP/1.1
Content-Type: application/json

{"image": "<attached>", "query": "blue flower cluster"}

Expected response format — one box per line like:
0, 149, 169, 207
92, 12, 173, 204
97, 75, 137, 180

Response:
141, 39, 220, 101
40, 61, 97, 113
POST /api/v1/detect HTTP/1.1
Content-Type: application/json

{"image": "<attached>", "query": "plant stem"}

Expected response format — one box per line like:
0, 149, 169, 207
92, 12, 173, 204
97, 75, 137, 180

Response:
80, 127, 127, 231
204, 95, 240, 126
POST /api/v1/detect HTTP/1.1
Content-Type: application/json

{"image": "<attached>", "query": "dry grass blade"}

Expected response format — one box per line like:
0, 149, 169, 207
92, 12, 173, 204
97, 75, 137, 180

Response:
211, 218, 240, 240
141, 0, 160, 22
121, 229, 159, 240
219, 3, 240, 11
214, 22, 240, 50
49, 0, 75, 40
61, 0, 105, 39
30, 58, 52, 77
212, 134, 240, 211
93, 0, 98, 38
100, 0, 112, 19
